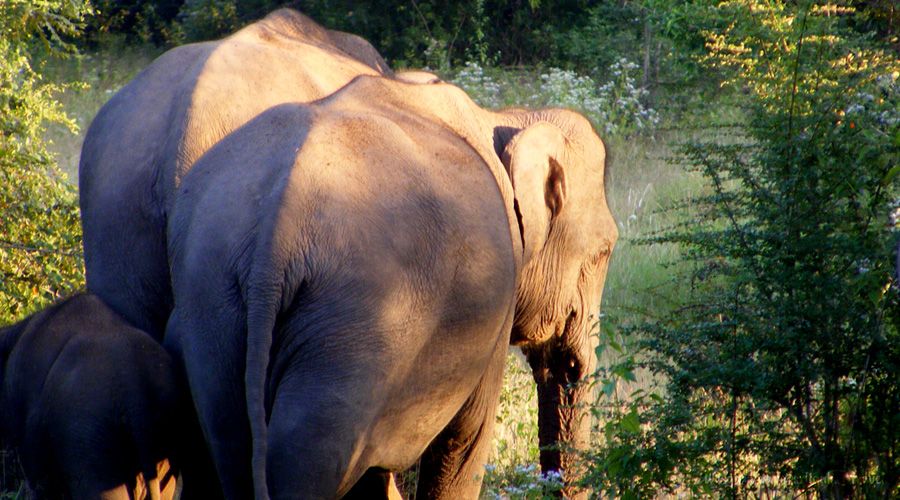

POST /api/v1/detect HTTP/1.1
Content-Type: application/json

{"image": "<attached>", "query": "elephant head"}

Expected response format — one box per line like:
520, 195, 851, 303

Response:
497, 111, 617, 496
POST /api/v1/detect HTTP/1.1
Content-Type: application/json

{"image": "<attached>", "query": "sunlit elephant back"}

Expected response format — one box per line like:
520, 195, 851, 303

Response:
78, 8, 392, 339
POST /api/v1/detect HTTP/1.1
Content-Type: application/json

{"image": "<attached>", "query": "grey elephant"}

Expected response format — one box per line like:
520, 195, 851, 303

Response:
0, 293, 186, 499
78, 8, 393, 339
163, 73, 617, 499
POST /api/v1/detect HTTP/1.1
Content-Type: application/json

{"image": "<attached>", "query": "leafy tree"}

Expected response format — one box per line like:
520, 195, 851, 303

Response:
586, 0, 900, 497
0, 1, 90, 324
173, 1, 606, 67
87, 0, 183, 44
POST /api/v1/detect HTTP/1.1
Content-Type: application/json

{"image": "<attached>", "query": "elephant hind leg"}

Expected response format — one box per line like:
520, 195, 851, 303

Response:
266, 398, 365, 498
167, 307, 253, 500
82, 204, 172, 340
265, 367, 387, 499
139, 459, 177, 500
343, 469, 404, 500
415, 343, 507, 499
98, 484, 133, 500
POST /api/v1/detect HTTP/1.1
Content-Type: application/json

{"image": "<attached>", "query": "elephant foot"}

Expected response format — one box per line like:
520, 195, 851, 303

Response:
343, 469, 404, 500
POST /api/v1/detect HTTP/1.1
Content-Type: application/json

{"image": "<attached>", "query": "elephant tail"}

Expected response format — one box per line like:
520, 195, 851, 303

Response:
245, 270, 283, 500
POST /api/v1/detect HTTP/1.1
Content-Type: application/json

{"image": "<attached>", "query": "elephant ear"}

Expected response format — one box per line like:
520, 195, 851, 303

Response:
501, 121, 567, 263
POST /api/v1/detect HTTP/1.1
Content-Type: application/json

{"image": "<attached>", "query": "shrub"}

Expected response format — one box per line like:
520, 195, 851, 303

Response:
1, 5, 89, 494
585, 1, 900, 497
87, 0, 183, 45
540, 59, 660, 136
449, 60, 660, 137
177, 0, 240, 42
0, 2, 88, 326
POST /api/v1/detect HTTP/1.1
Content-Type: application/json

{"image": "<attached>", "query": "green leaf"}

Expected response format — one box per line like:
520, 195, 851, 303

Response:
883, 165, 900, 185
620, 409, 641, 434
609, 339, 623, 353
602, 379, 617, 397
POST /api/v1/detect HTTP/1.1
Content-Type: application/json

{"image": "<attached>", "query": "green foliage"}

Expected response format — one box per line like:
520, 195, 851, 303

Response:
582, 313, 670, 499
553, 0, 736, 117
484, 353, 540, 493
0, 2, 87, 325
87, 0, 183, 45
164, 1, 646, 70
554, 1, 646, 72
289, 0, 593, 68
1, 0, 91, 52
449, 62, 660, 137
177, 0, 239, 43
586, 0, 900, 497
492, 354, 540, 461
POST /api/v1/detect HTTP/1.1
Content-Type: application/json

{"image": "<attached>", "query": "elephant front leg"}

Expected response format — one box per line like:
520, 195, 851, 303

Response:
416, 345, 507, 499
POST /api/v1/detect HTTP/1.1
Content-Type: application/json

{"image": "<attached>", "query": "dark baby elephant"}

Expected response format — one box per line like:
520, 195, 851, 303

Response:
0, 294, 186, 499
164, 74, 617, 499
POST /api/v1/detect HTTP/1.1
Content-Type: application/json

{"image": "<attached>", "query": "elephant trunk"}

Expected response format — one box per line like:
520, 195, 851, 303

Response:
525, 330, 595, 499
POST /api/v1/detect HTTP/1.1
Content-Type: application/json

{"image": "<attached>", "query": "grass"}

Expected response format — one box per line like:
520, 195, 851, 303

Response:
0, 450, 24, 498
27, 47, 711, 498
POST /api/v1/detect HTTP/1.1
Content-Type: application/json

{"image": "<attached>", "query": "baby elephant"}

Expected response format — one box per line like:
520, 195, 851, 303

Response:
0, 293, 183, 499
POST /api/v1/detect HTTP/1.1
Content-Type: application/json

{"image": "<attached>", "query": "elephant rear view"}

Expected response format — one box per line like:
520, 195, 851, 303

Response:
165, 74, 616, 498
0, 293, 185, 499
78, 8, 393, 339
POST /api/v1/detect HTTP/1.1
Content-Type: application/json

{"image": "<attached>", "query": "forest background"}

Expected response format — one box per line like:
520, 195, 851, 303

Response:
1, 0, 898, 497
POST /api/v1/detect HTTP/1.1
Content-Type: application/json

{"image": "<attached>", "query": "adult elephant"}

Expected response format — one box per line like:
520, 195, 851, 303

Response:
164, 74, 617, 498
78, 8, 392, 339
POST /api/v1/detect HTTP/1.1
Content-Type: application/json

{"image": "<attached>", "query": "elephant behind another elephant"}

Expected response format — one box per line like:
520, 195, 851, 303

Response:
78, 8, 394, 340
80, 9, 618, 498
0, 293, 188, 499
